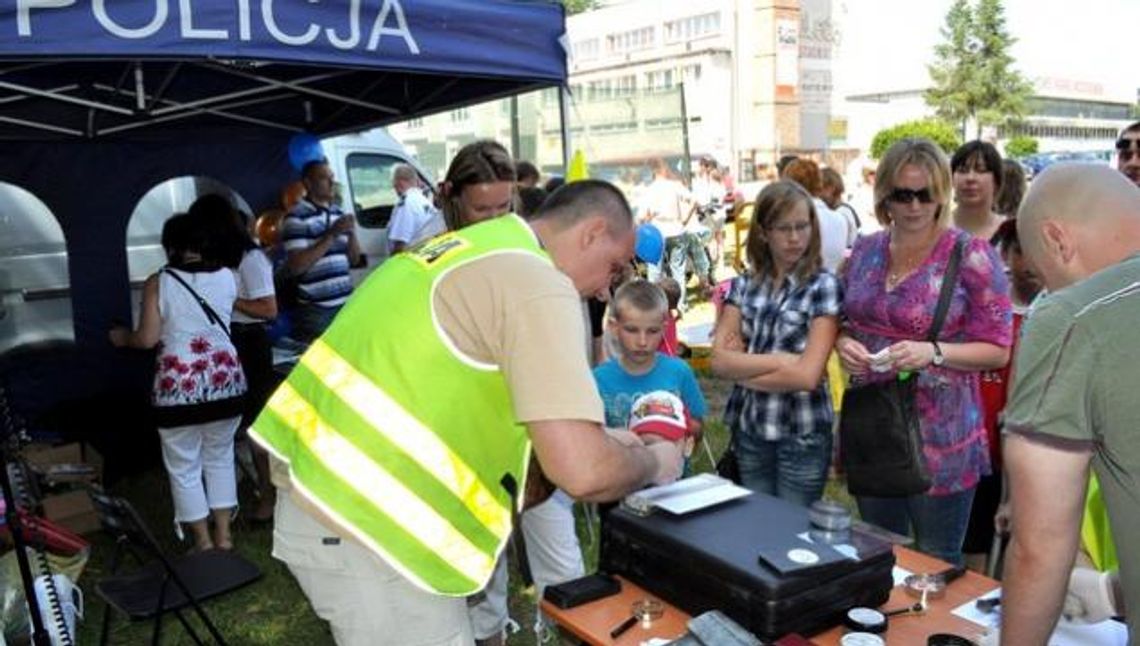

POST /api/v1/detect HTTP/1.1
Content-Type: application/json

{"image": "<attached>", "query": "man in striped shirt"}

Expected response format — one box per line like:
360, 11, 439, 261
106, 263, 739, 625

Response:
283, 159, 361, 343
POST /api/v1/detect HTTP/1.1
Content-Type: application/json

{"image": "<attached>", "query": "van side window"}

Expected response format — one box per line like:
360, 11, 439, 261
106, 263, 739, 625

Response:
345, 153, 403, 229
0, 183, 73, 355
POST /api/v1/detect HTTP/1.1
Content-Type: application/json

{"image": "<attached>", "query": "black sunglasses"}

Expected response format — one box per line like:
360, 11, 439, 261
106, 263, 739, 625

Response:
887, 188, 935, 204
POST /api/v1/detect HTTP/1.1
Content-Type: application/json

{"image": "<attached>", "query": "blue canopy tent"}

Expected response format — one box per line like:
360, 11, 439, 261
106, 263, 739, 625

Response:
0, 1, 566, 451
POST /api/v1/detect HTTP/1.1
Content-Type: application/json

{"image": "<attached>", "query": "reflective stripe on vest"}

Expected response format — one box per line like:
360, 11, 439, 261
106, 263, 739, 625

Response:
252, 214, 546, 595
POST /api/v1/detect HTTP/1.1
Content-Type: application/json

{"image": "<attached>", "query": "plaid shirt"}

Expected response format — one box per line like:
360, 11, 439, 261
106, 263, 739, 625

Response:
722, 270, 842, 440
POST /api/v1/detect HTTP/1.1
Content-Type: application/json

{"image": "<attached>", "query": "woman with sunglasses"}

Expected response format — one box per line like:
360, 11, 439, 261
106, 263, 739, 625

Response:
836, 138, 1013, 567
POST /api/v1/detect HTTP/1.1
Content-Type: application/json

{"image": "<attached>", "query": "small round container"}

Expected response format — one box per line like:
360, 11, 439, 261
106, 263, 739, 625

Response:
840, 632, 886, 646
809, 500, 853, 532
927, 634, 978, 646
843, 607, 888, 634
631, 599, 664, 628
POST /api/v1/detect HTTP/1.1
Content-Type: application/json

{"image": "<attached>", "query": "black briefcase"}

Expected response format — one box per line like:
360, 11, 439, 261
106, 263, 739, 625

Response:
599, 493, 895, 640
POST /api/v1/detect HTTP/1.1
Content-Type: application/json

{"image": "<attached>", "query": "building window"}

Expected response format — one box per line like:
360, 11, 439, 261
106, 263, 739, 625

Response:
449, 107, 470, 123
645, 69, 675, 93
606, 27, 654, 55
614, 75, 637, 97
406, 117, 424, 128
664, 12, 721, 44
573, 38, 600, 62
683, 64, 702, 83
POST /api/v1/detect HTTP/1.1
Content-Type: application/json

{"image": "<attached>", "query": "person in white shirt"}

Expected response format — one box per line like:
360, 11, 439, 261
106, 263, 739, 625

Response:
640, 158, 705, 308
387, 164, 445, 254
783, 159, 848, 272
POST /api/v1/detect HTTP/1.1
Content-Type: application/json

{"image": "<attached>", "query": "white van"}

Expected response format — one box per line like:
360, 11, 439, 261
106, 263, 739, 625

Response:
0, 128, 430, 356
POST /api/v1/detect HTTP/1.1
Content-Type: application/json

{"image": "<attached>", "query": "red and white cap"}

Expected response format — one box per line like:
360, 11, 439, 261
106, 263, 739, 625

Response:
628, 390, 689, 442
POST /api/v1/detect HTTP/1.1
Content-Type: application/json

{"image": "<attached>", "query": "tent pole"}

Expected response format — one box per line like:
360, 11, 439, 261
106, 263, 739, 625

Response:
559, 85, 571, 173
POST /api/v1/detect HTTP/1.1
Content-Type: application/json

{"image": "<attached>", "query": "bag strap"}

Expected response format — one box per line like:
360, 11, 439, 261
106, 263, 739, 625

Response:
927, 234, 967, 342
162, 268, 231, 339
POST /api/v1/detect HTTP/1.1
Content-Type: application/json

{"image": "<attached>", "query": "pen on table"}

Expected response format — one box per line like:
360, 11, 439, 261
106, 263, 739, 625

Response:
609, 614, 638, 639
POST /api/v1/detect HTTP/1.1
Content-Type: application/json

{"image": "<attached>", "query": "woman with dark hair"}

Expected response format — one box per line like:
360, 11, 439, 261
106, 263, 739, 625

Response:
110, 212, 247, 551
439, 139, 516, 231
951, 141, 1005, 240
190, 194, 279, 522
837, 138, 1012, 566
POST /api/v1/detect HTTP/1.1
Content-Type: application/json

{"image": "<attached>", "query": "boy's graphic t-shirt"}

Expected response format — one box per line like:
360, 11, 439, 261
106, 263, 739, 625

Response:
593, 354, 707, 429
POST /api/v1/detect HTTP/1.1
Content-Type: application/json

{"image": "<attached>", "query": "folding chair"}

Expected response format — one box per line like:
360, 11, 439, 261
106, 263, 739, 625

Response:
86, 488, 262, 646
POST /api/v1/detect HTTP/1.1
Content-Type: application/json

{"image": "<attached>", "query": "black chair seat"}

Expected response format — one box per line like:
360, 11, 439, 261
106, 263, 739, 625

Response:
97, 549, 261, 619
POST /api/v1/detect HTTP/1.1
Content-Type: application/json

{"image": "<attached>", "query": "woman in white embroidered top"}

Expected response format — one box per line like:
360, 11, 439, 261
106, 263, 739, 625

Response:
110, 212, 247, 552
711, 181, 842, 506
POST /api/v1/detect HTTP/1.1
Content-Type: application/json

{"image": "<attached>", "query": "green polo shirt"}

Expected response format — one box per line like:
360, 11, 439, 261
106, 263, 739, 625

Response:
1005, 252, 1140, 635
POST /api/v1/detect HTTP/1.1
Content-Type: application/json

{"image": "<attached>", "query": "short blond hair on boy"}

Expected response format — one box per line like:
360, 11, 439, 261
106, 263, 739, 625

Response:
611, 279, 667, 319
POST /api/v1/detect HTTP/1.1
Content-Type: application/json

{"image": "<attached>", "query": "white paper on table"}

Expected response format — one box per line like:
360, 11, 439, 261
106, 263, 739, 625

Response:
891, 566, 913, 587
625, 473, 751, 515
951, 588, 1129, 645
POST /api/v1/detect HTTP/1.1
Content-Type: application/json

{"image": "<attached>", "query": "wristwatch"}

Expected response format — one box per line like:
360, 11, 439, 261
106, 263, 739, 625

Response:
931, 342, 945, 367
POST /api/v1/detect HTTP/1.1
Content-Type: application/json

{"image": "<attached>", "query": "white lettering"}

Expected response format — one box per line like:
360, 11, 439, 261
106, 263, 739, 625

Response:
367, 0, 419, 54
94, 0, 167, 39
236, 0, 252, 41
180, 0, 227, 39
262, 0, 318, 46
326, 0, 362, 50
17, 0, 75, 37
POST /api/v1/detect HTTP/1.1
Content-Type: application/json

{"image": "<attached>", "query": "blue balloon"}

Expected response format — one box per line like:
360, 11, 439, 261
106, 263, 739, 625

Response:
288, 133, 325, 172
635, 223, 664, 264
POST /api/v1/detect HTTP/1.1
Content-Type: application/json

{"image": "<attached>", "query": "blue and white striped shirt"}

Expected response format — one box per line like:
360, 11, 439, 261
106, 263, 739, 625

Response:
282, 200, 353, 308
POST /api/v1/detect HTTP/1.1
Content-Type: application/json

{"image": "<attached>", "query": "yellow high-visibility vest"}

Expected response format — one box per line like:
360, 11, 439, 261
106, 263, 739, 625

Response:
252, 214, 546, 596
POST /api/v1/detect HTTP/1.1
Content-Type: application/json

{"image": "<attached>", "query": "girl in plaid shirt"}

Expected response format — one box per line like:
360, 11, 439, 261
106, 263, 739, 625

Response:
711, 181, 842, 506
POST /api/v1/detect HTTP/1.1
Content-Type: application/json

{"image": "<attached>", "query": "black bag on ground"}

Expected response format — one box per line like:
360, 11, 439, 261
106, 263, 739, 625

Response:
839, 235, 966, 497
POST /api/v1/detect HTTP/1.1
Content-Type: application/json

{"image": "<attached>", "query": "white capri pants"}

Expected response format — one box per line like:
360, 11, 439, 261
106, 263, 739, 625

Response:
158, 416, 241, 523
469, 489, 585, 639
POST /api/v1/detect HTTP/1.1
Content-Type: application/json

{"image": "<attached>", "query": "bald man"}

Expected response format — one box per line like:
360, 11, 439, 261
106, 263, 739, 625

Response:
1000, 164, 1140, 645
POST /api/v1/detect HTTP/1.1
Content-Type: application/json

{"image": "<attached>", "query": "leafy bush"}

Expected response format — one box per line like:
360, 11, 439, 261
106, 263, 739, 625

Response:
1004, 135, 1039, 158
870, 119, 962, 159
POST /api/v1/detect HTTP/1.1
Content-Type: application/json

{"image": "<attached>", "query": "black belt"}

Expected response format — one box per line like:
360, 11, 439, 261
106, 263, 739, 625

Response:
231, 321, 268, 330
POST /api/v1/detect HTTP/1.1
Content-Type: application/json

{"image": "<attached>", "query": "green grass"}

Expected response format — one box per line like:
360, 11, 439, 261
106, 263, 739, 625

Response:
69, 372, 855, 645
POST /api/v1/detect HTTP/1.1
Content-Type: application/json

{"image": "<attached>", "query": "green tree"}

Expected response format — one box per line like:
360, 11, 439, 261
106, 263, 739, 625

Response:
870, 119, 962, 159
560, 0, 599, 15
925, 0, 1034, 139
1004, 135, 1039, 158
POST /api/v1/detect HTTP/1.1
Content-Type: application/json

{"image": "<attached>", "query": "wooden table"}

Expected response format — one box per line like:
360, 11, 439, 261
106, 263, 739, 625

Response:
541, 546, 1000, 645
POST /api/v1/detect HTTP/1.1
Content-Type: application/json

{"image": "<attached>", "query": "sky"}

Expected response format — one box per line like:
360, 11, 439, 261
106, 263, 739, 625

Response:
832, 0, 1137, 102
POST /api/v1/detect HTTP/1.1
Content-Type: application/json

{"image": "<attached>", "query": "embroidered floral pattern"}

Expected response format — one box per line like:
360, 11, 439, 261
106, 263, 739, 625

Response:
153, 332, 246, 407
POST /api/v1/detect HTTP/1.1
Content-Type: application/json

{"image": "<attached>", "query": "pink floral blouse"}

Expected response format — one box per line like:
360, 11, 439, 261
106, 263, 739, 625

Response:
841, 228, 1012, 495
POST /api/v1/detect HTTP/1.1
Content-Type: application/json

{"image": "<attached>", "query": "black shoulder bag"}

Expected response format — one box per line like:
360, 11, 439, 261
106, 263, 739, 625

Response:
163, 268, 231, 339
839, 235, 966, 497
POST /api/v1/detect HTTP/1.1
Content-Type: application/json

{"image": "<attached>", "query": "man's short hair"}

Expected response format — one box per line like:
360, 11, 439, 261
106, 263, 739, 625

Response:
611, 279, 667, 319
516, 160, 540, 184
392, 164, 417, 183
533, 179, 632, 234
777, 154, 800, 177
301, 158, 330, 179
1120, 120, 1140, 138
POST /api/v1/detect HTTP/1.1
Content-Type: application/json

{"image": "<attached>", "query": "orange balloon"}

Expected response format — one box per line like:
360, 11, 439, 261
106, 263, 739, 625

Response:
280, 180, 306, 210
255, 208, 285, 248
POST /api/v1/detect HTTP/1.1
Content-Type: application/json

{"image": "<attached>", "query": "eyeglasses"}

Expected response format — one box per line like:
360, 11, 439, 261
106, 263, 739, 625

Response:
768, 222, 812, 236
1117, 137, 1140, 162
887, 188, 935, 205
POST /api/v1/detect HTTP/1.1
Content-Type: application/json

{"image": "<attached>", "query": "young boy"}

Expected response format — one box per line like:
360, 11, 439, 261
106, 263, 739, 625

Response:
594, 280, 707, 458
